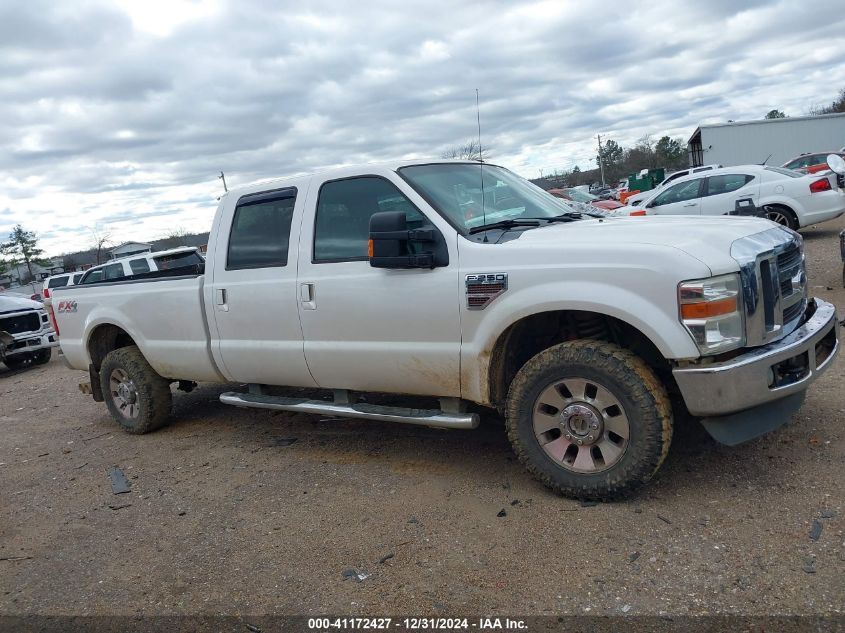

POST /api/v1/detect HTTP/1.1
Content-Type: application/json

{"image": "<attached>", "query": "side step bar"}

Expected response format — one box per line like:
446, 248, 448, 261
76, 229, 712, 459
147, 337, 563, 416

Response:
219, 392, 479, 430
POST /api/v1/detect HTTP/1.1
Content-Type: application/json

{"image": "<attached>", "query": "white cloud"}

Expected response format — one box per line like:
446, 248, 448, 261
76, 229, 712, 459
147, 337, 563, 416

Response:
0, 0, 844, 254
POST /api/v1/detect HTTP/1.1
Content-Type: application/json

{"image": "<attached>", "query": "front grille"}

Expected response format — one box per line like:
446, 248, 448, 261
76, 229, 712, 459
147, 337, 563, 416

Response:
776, 243, 806, 327
0, 312, 40, 335
733, 228, 807, 347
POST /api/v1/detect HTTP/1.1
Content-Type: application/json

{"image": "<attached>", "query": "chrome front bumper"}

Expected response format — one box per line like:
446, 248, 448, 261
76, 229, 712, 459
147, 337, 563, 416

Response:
673, 298, 839, 417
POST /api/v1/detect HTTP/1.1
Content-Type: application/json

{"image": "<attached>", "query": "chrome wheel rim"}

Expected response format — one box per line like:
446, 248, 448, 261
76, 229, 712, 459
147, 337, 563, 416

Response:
532, 377, 629, 473
765, 208, 789, 226
109, 368, 140, 419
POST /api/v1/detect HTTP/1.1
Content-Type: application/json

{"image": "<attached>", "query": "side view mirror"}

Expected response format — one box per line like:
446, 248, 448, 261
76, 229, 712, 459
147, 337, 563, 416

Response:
368, 211, 447, 269
826, 154, 845, 176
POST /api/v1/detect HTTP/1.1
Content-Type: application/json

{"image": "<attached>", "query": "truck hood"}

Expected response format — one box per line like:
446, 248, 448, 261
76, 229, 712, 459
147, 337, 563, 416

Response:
515, 215, 779, 275
0, 294, 42, 314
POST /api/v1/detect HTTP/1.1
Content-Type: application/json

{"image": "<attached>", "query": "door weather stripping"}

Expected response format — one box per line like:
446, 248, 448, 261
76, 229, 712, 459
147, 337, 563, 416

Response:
219, 392, 479, 429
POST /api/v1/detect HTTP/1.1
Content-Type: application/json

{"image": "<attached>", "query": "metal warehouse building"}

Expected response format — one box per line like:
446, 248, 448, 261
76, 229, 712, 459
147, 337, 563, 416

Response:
688, 112, 845, 167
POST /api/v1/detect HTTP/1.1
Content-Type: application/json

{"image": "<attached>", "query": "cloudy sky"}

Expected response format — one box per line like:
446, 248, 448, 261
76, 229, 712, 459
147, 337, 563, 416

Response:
3, 0, 845, 256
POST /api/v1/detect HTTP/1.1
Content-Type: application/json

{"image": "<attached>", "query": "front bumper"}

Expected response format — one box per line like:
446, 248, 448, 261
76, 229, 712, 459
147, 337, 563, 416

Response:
3, 330, 59, 357
673, 298, 838, 417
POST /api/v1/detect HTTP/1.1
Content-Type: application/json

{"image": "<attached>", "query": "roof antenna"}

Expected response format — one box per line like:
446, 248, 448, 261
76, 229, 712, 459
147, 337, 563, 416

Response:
218, 171, 228, 192
760, 154, 772, 166
476, 88, 488, 242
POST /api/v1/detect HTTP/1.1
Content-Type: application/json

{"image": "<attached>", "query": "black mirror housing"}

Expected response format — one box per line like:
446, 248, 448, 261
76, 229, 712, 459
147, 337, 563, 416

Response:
368, 211, 448, 269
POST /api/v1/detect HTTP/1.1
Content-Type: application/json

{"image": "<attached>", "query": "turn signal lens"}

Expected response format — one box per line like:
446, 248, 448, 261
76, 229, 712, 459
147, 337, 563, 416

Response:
680, 296, 738, 319
629, 210, 647, 216
367, 239, 374, 257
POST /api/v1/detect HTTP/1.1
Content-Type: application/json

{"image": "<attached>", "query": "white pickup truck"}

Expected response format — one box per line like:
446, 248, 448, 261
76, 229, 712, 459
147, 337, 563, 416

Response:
53, 160, 840, 499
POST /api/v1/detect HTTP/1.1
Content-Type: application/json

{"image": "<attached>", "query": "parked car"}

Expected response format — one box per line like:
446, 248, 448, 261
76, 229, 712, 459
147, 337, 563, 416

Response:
613, 179, 628, 200
0, 294, 58, 369
629, 165, 845, 229
52, 159, 838, 500
548, 187, 625, 211
626, 165, 722, 206
782, 152, 845, 175
79, 247, 205, 284
42, 271, 84, 300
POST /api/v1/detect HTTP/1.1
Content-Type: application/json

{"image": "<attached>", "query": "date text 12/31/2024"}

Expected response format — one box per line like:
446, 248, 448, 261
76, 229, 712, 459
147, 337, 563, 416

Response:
307, 618, 528, 631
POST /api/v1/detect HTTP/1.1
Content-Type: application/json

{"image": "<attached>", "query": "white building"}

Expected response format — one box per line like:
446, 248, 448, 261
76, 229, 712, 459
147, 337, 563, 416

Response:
688, 112, 845, 168
110, 242, 153, 260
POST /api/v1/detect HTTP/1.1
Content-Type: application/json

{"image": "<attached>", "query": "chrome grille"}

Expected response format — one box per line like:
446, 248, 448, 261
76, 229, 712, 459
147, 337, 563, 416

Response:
732, 227, 807, 347
777, 243, 806, 327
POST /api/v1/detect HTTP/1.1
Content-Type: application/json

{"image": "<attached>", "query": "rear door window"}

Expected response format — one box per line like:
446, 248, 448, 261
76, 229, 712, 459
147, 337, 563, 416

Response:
47, 276, 69, 289
226, 189, 296, 270
704, 174, 754, 196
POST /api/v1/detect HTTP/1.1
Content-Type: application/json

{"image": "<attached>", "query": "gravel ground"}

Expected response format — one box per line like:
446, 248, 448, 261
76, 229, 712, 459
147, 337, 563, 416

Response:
1, 216, 843, 619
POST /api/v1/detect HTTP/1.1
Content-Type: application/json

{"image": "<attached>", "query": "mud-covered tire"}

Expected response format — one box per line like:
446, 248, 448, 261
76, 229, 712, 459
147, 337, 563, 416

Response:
32, 348, 51, 365
505, 340, 672, 500
99, 346, 172, 434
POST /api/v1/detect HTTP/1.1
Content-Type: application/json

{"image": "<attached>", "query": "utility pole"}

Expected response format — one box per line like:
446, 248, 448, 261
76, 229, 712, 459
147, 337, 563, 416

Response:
597, 134, 606, 186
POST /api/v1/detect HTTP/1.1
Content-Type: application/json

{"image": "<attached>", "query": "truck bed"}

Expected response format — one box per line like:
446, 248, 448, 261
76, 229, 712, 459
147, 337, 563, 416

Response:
54, 274, 223, 383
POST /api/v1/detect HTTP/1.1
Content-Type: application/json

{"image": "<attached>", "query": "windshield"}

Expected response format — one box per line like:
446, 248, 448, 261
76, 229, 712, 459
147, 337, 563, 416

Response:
564, 188, 598, 203
399, 163, 592, 232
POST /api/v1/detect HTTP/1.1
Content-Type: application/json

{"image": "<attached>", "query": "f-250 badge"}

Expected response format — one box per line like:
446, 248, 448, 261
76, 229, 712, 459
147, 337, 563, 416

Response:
465, 273, 508, 310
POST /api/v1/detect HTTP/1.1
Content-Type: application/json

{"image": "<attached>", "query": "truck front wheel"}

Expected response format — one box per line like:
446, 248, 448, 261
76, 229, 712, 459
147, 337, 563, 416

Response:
99, 346, 172, 434
505, 340, 672, 500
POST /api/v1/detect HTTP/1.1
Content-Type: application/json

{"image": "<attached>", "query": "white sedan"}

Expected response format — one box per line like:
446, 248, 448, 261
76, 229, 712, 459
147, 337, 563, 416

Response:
628, 165, 845, 229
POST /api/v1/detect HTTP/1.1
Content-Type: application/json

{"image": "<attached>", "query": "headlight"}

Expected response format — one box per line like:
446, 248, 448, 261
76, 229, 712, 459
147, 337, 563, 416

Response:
678, 273, 744, 354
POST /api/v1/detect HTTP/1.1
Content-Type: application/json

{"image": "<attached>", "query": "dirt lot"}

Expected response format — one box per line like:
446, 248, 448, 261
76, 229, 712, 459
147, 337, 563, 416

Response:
1, 217, 844, 620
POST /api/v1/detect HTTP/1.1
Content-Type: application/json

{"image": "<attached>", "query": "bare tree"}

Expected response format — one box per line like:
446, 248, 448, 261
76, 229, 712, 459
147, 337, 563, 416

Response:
62, 254, 79, 272
440, 139, 490, 162
90, 226, 113, 265
159, 227, 191, 249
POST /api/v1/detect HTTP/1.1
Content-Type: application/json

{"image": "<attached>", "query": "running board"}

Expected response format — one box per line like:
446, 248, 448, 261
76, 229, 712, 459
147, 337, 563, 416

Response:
219, 392, 479, 430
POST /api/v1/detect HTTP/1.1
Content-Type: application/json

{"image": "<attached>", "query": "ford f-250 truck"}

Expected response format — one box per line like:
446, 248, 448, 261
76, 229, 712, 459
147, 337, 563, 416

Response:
52, 160, 840, 499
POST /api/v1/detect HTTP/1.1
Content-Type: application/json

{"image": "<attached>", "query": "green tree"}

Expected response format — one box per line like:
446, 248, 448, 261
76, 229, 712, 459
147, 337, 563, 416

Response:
809, 88, 845, 115
655, 136, 687, 169
1, 225, 48, 283
764, 109, 786, 119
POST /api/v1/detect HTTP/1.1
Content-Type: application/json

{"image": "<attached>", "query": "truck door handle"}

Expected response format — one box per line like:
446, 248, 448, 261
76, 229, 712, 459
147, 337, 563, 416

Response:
215, 288, 229, 312
682, 203, 696, 207
300, 283, 316, 310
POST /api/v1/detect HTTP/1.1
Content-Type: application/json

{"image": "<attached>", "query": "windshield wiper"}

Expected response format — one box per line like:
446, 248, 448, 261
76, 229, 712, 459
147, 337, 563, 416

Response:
468, 219, 541, 234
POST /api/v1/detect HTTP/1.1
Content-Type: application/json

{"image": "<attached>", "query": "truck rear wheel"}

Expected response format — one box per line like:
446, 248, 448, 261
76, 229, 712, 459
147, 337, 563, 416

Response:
505, 340, 672, 500
99, 346, 172, 434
